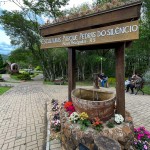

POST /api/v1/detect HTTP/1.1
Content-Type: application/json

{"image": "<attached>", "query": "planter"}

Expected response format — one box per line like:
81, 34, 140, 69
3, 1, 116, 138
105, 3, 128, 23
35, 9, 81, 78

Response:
71, 88, 116, 121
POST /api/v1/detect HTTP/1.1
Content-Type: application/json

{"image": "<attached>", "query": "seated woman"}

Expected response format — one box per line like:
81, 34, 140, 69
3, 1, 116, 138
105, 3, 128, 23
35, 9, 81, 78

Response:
98, 72, 108, 87
126, 74, 142, 94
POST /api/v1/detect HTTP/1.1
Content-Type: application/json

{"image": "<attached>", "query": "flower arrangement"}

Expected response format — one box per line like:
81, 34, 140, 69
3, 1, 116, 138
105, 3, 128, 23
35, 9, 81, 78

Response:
92, 117, 103, 131
133, 127, 150, 150
69, 112, 79, 123
64, 101, 75, 116
78, 112, 91, 130
114, 114, 124, 124
51, 119, 61, 132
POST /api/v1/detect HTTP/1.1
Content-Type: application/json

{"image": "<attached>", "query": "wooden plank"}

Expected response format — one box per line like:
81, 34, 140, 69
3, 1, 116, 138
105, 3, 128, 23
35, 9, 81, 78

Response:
40, 2, 141, 36
41, 21, 139, 49
68, 48, 76, 101
115, 43, 125, 119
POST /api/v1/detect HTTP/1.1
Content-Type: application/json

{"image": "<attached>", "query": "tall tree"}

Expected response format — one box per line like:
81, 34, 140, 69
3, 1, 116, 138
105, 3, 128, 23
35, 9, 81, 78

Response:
0, 54, 3, 69
0, 0, 69, 80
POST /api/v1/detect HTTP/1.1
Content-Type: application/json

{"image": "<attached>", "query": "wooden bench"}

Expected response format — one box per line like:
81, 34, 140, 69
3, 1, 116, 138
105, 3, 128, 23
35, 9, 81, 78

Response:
135, 80, 144, 95
54, 77, 64, 85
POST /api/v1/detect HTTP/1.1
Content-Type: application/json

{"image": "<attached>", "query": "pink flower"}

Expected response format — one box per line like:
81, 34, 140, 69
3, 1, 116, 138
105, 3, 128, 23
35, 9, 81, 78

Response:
137, 135, 141, 140
144, 144, 148, 150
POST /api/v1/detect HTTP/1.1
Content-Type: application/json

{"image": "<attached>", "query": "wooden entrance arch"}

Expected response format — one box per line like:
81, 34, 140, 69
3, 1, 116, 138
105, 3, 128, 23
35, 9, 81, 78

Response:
40, 1, 142, 118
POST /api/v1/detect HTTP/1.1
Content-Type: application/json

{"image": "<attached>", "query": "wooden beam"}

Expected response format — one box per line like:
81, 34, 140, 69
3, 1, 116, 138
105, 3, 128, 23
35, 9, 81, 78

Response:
40, 1, 141, 37
115, 43, 125, 119
68, 48, 76, 101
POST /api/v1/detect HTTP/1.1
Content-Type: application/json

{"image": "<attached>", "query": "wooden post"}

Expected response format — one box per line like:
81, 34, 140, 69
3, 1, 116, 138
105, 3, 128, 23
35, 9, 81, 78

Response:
68, 48, 76, 101
115, 43, 125, 119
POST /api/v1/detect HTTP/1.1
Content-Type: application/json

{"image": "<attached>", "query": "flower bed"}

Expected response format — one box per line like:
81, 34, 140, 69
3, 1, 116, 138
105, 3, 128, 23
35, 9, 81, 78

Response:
133, 127, 150, 150
60, 102, 135, 150
48, 100, 150, 150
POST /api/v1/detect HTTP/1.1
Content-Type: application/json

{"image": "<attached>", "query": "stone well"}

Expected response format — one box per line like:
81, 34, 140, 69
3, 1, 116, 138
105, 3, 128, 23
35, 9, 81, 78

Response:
71, 88, 116, 121
60, 108, 134, 150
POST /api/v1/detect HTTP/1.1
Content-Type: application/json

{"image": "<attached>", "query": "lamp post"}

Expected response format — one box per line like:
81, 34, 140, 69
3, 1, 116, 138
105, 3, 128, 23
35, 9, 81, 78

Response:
101, 57, 102, 74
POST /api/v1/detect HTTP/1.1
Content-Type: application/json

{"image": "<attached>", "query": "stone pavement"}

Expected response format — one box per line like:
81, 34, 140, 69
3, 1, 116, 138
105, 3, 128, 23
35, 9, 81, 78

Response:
0, 82, 150, 150
0, 82, 49, 150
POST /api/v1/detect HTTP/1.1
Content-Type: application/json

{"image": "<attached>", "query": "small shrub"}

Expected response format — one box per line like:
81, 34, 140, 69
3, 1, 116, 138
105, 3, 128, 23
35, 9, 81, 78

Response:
143, 69, 150, 84
17, 73, 31, 80
108, 77, 116, 85
106, 121, 115, 128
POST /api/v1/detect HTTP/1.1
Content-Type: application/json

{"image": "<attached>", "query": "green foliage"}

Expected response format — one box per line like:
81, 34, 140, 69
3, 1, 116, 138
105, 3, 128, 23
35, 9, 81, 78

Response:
9, 48, 38, 68
143, 69, 150, 83
78, 119, 91, 131
17, 73, 31, 81
0, 54, 4, 69
106, 121, 115, 128
0, 87, 11, 95
35, 66, 41, 71
143, 85, 150, 95
108, 77, 116, 84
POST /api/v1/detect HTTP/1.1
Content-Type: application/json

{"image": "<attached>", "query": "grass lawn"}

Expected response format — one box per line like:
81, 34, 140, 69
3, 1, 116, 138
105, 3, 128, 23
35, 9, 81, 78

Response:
0, 87, 11, 95
11, 74, 20, 80
143, 85, 150, 95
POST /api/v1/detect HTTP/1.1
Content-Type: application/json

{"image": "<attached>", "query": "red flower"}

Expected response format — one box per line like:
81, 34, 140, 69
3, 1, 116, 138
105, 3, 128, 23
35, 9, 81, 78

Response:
64, 102, 73, 109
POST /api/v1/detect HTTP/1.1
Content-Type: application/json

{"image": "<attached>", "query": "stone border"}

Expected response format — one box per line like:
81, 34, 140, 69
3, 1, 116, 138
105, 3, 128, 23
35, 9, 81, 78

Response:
46, 101, 51, 150
46, 101, 62, 150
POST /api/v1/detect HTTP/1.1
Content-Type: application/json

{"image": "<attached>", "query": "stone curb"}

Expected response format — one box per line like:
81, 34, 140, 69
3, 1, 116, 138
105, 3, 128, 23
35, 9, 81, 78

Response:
46, 101, 51, 150
46, 101, 62, 150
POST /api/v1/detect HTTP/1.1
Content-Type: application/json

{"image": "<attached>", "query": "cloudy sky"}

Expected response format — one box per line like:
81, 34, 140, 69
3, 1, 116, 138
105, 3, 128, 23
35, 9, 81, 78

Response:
0, 0, 93, 55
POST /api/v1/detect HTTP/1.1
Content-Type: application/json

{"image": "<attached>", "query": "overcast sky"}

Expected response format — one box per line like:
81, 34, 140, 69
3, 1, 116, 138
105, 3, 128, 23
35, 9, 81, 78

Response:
0, 0, 93, 55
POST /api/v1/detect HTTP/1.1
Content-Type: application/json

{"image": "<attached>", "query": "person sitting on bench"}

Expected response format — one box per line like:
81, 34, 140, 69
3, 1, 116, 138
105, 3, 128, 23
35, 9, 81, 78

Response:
126, 74, 142, 94
98, 72, 108, 87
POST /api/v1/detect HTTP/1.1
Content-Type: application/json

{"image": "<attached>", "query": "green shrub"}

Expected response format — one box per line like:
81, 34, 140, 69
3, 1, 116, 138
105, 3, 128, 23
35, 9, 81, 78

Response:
108, 77, 116, 84
17, 73, 31, 80
35, 66, 41, 71
143, 69, 150, 84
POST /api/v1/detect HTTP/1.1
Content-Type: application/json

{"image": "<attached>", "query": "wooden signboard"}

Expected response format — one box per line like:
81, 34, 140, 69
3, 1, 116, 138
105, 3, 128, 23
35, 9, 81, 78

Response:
41, 20, 139, 49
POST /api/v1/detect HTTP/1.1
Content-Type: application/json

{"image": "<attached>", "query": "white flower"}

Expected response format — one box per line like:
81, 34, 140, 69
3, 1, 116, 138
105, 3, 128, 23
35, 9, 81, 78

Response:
69, 112, 79, 123
115, 114, 124, 124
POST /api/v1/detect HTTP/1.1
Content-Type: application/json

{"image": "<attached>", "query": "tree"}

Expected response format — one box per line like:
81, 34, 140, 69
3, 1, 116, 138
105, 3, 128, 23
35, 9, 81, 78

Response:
0, 0, 69, 80
0, 54, 3, 69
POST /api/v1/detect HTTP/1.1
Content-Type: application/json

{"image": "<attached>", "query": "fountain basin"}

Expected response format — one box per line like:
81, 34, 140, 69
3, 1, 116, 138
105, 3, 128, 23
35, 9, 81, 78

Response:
71, 88, 116, 121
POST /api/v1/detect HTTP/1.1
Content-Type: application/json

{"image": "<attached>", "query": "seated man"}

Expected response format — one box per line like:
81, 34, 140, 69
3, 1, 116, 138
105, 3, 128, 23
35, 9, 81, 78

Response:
98, 72, 108, 87
126, 74, 142, 94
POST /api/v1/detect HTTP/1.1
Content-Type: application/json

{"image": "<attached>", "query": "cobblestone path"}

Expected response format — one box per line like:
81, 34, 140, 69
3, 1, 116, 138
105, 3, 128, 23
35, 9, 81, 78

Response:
0, 82, 49, 150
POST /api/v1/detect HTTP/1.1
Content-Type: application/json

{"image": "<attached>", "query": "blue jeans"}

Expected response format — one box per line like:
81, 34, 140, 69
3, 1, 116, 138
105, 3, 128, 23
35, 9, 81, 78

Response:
101, 79, 107, 87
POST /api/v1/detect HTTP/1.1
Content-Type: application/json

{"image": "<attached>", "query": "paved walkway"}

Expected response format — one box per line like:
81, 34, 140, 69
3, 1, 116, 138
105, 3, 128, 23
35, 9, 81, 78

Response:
0, 82, 49, 150
0, 82, 150, 150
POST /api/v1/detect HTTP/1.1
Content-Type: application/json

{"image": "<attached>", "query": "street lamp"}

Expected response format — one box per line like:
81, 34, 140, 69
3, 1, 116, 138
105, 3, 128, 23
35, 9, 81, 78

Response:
101, 57, 102, 74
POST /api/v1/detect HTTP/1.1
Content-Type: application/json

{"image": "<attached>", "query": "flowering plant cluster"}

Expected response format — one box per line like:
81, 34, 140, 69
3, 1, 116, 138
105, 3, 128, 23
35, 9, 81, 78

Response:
52, 99, 59, 111
51, 119, 61, 132
92, 117, 103, 131
133, 127, 150, 150
69, 112, 79, 123
51, 99, 61, 132
78, 112, 91, 130
114, 114, 124, 124
79, 112, 89, 120
64, 101, 75, 116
